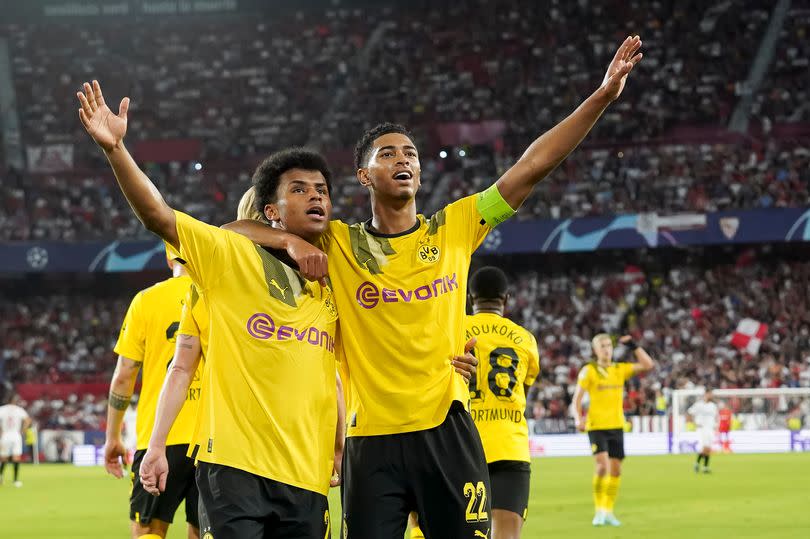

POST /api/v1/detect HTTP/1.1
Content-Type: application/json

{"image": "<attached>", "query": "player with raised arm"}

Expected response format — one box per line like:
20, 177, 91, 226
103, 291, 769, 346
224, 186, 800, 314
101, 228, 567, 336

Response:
105, 255, 202, 539
0, 395, 31, 488
227, 35, 643, 538
573, 333, 655, 527
687, 389, 719, 473
77, 80, 342, 538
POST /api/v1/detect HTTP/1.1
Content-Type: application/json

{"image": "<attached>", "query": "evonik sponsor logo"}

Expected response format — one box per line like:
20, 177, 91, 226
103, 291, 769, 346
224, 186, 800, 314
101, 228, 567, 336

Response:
355, 273, 459, 309
246, 313, 335, 353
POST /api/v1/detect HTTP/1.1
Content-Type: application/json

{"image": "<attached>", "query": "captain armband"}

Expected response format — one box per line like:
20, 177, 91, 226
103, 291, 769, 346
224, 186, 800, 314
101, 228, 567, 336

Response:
476, 184, 516, 227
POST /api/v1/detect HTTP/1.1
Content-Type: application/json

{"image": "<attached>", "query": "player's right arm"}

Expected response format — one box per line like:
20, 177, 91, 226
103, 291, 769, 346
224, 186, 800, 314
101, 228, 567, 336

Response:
220, 220, 329, 284
140, 333, 202, 496
573, 366, 592, 432
105, 290, 146, 478
104, 354, 141, 478
493, 36, 642, 210
76, 80, 178, 247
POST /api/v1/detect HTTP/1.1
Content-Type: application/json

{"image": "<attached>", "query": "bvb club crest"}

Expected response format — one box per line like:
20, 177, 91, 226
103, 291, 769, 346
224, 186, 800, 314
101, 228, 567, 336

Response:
417, 243, 440, 264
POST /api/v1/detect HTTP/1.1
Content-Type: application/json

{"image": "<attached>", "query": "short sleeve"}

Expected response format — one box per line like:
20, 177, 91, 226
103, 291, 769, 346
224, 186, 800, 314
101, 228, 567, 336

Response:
622, 362, 636, 381
687, 403, 697, 416
177, 285, 201, 338
114, 292, 146, 362
524, 333, 540, 386
442, 195, 491, 252
576, 365, 592, 390
171, 210, 235, 289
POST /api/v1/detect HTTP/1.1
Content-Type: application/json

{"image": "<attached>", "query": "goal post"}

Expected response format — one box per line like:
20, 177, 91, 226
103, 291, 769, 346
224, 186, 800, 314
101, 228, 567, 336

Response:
671, 387, 810, 454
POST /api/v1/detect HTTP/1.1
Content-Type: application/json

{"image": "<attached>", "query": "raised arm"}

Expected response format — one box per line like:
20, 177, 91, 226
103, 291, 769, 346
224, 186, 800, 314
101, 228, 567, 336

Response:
619, 335, 655, 375
495, 36, 643, 210
139, 334, 202, 495
77, 80, 178, 246
104, 355, 141, 478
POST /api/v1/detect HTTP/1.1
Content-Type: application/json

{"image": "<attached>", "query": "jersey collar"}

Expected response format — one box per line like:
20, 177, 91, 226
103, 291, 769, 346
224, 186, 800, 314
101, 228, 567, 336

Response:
363, 217, 421, 238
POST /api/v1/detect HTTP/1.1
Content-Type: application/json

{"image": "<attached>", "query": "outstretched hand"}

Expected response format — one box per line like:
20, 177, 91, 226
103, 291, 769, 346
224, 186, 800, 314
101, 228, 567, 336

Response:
600, 36, 643, 102
77, 80, 130, 152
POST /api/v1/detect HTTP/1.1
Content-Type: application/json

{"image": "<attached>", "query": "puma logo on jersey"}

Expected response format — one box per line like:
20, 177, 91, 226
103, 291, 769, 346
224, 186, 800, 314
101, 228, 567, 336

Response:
269, 279, 288, 297
474, 530, 490, 538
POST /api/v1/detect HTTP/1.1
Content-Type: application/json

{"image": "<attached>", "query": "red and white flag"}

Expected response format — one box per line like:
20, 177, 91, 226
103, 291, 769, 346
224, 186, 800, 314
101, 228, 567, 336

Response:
730, 318, 768, 355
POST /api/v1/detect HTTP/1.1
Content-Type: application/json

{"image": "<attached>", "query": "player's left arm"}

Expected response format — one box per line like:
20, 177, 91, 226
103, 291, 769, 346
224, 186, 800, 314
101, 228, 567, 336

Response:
331, 371, 346, 487
619, 335, 655, 376
492, 36, 642, 211
140, 333, 202, 495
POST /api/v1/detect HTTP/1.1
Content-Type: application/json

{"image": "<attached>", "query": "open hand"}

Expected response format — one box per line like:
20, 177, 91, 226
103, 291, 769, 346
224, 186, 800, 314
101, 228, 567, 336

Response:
103, 437, 129, 479
139, 447, 169, 496
77, 80, 130, 152
600, 36, 643, 102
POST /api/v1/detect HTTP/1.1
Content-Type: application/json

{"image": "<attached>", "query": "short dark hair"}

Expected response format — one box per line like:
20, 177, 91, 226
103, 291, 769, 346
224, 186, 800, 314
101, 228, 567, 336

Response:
252, 148, 332, 213
469, 266, 509, 300
354, 122, 414, 170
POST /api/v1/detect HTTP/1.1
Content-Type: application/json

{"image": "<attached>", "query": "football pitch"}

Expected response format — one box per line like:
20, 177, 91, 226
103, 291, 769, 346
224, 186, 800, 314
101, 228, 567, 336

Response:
1, 453, 808, 538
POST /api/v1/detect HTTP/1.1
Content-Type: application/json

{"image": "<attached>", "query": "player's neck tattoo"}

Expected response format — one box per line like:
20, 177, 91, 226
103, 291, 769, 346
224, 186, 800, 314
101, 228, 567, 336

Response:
108, 391, 131, 411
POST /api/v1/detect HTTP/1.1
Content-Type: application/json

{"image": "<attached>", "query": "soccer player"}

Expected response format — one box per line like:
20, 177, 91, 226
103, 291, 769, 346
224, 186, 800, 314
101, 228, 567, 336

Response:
228, 35, 644, 537
573, 333, 655, 527
105, 253, 202, 539
77, 79, 339, 537
687, 389, 719, 473
718, 401, 733, 451
0, 394, 31, 487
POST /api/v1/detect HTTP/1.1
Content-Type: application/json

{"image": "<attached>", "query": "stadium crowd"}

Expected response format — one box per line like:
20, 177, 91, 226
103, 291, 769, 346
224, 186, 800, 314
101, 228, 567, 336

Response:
2, 139, 808, 241
505, 249, 810, 421
4, 248, 810, 429
0, 0, 791, 164
752, 4, 810, 126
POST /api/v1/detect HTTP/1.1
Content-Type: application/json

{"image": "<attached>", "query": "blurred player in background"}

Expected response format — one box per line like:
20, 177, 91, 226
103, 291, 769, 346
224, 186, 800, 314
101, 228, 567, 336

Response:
0, 394, 31, 487
228, 35, 643, 538
687, 389, 719, 473
573, 333, 655, 527
105, 253, 202, 539
718, 401, 733, 452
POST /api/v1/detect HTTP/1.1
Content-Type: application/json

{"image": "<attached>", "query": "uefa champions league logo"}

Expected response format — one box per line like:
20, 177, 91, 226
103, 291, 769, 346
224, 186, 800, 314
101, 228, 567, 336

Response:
482, 229, 502, 251
26, 246, 49, 270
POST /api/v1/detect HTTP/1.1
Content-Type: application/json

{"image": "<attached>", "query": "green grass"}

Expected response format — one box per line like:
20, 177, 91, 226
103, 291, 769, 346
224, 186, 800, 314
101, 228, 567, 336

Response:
1, 453, 808, 538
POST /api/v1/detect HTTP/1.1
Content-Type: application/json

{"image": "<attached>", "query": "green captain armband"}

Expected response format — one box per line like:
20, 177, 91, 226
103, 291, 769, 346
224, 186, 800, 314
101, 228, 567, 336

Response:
476, 184, 516, 227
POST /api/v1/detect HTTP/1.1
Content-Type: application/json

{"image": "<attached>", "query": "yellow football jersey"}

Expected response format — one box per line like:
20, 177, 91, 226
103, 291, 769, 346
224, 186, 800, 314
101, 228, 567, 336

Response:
114, 275, 203, 450
320, 194, 490, 436
577, 362, 635, 431
171, 211, 338, 495
466, 313, 539, 463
